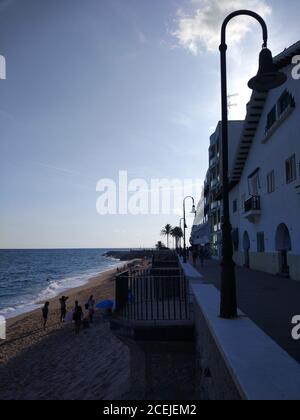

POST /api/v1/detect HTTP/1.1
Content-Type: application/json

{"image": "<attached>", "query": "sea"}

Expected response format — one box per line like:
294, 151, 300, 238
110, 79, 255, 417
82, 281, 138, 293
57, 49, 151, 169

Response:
0, 249, 126, 319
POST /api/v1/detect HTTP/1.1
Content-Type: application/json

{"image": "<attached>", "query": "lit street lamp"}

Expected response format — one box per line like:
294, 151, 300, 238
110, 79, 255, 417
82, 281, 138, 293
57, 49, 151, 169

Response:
219, 10, 287, 319
183, 196, 196, 263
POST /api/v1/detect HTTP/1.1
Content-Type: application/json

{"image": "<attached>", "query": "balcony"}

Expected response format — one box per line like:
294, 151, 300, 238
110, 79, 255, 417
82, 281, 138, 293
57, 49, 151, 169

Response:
209, 156, 218, 167
204, 203, 210, 216
244, 196, 261, 223
210, 178, 220, 189
211, 201, 220, 211
204, 182, 209, 197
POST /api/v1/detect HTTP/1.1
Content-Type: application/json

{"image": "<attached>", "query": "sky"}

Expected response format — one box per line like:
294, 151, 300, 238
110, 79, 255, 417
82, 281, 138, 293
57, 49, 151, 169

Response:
0, 0, 299, 249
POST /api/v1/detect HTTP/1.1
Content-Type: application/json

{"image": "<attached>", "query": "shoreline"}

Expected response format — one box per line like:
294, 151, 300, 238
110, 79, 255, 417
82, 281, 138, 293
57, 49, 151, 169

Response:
0, 259, 143, 366
5, 266, 117, 328
0, 258, 128, 322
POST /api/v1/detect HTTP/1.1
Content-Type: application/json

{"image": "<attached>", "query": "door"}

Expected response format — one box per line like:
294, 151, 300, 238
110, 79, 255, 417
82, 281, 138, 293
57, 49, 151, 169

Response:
279, 251, 290, 275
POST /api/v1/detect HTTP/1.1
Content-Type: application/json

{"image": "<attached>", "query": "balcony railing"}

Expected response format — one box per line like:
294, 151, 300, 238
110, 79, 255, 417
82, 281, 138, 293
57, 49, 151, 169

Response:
210, 179, 218, 189
244, 196, 261, 213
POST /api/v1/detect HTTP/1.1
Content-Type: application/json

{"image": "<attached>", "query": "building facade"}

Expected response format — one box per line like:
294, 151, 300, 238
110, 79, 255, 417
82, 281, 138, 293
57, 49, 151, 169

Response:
191, 121, 243, 258
190, 184, 210, 249
229, 41, 300, 281
192, 41, 300, 281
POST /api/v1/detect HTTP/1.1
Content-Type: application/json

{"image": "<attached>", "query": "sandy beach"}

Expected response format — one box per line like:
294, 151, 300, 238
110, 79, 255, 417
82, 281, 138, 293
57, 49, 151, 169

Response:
0, 261, 142, 400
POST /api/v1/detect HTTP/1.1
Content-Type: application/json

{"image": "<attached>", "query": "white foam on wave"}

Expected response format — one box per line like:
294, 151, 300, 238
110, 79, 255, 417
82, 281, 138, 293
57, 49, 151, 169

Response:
0, 303, 43, 319
0, 259, 126, 320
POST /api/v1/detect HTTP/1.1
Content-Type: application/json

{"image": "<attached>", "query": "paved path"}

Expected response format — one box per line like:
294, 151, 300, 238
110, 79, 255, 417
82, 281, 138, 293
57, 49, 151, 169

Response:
193, 258, 300, 364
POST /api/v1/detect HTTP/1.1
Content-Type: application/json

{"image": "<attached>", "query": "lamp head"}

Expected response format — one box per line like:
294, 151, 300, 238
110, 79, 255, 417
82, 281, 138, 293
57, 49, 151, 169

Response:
191, 205, 196, 214
248, 48, 287, 92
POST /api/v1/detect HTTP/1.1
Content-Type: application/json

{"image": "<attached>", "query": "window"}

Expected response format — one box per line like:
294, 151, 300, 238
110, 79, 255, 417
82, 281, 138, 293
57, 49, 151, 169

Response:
248, 170, 260, 196
266, 106, 277, 132
278, 90, 293, 116
267, 170, 275, 194
257, 232, 265, 253
286, 154, 297, 184
233, 199, 238, 213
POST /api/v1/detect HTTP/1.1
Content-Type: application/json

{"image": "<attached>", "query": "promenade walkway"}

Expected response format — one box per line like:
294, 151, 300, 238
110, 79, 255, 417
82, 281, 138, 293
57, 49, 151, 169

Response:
193, 258, 300, 364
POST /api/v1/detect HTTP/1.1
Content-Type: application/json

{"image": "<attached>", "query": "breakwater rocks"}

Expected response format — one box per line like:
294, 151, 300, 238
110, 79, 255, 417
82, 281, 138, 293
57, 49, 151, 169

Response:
104, 250, 155, 261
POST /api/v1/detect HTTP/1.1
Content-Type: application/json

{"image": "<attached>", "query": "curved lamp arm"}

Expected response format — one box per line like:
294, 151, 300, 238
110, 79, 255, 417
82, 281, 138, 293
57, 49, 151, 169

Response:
220, 9, 268, 49
183, 196, 195, 206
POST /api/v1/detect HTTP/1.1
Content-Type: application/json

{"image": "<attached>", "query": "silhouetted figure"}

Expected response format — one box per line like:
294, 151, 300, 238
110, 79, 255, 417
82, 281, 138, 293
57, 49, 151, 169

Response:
87, 295, 95, 323
73, 301, 83, 334
59, 296, 69, 323
199, 247, 205, 268
192, 247, 198, 266
42, 302, 50, 330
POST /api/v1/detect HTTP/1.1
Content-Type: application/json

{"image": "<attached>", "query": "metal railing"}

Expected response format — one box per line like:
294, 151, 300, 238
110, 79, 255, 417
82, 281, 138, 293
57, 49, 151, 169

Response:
244, 195, 261, 213
115, 268, 190, 322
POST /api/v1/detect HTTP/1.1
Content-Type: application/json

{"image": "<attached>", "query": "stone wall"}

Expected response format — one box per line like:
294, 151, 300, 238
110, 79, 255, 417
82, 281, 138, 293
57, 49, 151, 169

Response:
124, 340, 196, 400
288, 254, 300, 281
194, 301, 242, 400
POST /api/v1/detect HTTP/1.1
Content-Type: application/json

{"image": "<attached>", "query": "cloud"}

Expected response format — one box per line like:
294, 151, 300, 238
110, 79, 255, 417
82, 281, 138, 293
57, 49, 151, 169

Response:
168, 111, 194, 130
34, 161, 95, 180
172, 0, 272, 55
136, 28, 147, 44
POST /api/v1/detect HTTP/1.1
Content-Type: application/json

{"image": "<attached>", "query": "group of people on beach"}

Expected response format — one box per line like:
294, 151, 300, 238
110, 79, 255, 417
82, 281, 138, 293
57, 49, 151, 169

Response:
41, 262, 141, 334
42, 294, 96, 334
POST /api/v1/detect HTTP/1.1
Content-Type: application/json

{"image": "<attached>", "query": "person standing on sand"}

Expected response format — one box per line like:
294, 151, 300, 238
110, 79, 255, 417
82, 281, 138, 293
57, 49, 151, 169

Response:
73, 301, 83, 334
87, 295, 95, 323
59, 296, 69, 323
42, 302, 50, 330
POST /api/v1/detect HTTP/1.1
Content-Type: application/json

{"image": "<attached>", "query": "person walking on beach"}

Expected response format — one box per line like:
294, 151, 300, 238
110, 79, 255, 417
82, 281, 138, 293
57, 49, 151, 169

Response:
42, 302, 50, 330
59, 296, 69, 323
73, 301, 83, 334
86, 295, 95, 323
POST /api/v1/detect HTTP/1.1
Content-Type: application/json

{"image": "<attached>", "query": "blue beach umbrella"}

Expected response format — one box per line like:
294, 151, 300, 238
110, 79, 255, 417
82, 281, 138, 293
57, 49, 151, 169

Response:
96, 300, 114, 309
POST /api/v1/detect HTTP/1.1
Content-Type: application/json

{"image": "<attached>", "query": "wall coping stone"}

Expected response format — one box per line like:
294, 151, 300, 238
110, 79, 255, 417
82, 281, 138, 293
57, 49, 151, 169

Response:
191, 283, 300, 400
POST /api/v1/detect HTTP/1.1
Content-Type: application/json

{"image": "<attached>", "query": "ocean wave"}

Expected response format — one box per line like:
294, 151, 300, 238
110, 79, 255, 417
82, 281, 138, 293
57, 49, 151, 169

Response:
0, 303, 43, 319
0, 259, 125, 320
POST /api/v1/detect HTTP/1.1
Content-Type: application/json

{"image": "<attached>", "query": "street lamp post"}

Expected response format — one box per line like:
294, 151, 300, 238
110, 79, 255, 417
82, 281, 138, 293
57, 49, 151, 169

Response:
219, 10, 287, 319
179, 217, 185, 251
183, 196, 196, 263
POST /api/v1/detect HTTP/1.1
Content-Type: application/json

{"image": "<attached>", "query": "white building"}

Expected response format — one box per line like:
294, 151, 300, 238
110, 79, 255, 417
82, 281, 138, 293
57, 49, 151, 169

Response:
229, 41, 300, 281
191, 185, 210, 248
191, 121, 244, 257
